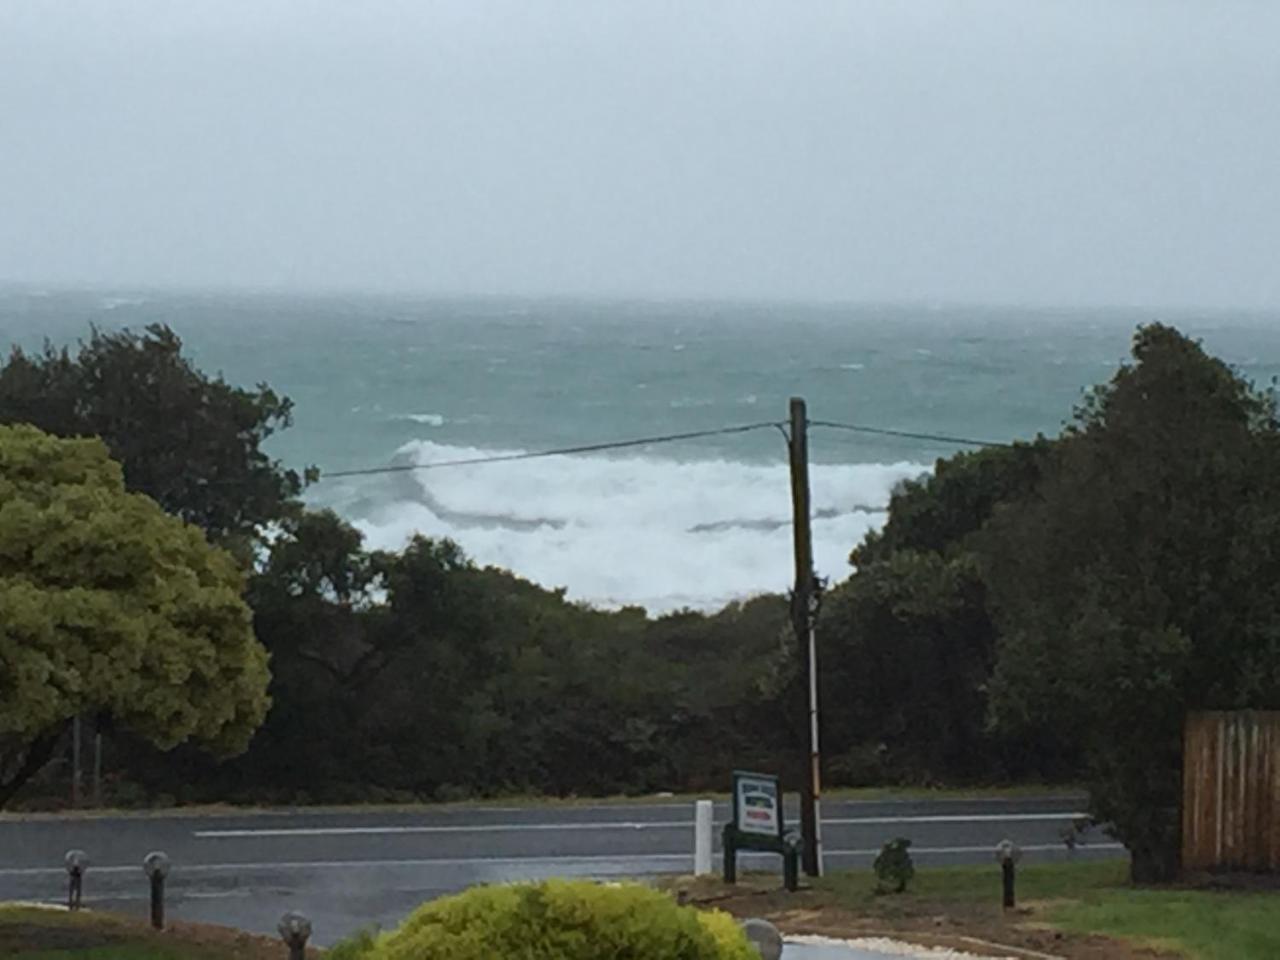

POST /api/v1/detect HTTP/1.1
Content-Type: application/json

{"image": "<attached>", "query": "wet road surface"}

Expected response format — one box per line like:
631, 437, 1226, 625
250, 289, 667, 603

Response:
0, 794, 1118, 947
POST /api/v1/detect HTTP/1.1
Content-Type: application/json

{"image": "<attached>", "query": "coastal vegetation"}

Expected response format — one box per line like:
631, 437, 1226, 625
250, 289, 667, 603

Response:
3, 322, 1279, 883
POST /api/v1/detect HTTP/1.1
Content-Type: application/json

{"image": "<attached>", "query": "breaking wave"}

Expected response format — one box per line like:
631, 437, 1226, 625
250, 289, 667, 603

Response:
329, 441, 926, 614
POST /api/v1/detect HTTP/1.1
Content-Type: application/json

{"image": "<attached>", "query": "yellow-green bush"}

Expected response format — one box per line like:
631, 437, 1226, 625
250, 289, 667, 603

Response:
340, 879, 756, 960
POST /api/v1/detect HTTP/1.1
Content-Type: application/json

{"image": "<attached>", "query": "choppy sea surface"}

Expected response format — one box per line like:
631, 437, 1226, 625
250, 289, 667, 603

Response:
3, 287, 1276, 612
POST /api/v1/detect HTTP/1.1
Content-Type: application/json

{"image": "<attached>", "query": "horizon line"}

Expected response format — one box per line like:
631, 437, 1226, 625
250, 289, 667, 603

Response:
1, 278, 1276, 318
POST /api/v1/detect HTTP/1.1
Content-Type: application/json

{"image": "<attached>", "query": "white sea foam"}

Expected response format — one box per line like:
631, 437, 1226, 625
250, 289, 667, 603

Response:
345, 442, 925, 613
99, 296, 147, 310
394, 413, 446, 426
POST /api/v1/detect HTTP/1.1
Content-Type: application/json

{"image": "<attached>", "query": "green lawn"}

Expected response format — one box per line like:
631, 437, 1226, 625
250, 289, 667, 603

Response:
0, 907, 285, 960
5, 948, 191, 960
1050, 885, 1280, 960
818, 856, 1129, 905
812, 859, 1280, 959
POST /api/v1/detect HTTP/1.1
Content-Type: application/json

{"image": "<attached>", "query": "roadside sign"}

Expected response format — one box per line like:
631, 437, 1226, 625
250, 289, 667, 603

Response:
724, 770, 798, 890
733, 771, 781, 838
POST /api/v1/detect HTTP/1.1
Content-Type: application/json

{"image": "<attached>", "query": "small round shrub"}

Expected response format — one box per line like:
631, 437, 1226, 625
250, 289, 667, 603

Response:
351, 879, 756, 960
873, 836, 915, 894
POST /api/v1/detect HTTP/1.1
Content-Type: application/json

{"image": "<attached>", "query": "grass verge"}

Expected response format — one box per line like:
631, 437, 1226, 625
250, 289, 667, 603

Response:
1049, 883, 1280, 960
0, 906, 302, 959
674, 858, 1280, 959
831, 859, 1280, 956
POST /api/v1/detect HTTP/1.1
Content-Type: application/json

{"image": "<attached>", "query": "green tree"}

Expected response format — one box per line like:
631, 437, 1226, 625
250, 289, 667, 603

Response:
228, 509, 383, 799
820, 551, 998, 784
0, 324, 307, 548
826, 439, 1063, 787
0, 425, 269, 806
114, 509, 392, 803
641, 597, 792, 790
980, 324, 1280, 881
853, 440, 1051, 567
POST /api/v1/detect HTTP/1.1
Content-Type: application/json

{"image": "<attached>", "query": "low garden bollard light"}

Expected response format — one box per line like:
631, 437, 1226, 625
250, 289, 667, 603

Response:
741, 917, 783, 960
782, 832, 802, 893
278, 911, 312, 960
143, 851, 170, 929
995, 839, 1022, 909
64, 850, 88, 910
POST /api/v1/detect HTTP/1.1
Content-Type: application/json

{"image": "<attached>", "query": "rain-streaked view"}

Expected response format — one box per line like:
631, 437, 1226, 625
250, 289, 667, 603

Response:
2, 2, 1279, 958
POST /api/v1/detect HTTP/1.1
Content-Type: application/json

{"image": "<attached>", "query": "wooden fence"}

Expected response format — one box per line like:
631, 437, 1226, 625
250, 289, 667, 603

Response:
1183, 711, 1280, 872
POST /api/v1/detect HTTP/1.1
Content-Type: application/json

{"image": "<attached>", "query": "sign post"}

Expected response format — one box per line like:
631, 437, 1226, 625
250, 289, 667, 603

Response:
722, 771, 801, 891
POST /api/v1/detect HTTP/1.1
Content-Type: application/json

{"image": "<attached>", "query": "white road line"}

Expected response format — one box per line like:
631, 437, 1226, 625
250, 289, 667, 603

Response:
822, 812, 1090, 826
194, 821, 691, 838
0, 796, 1089, 826
192, 811, 1087, 838
0, 843, 1124, 878
178, 889, 259, 899
0, 854, 695, 876
848, 843, 1123, 856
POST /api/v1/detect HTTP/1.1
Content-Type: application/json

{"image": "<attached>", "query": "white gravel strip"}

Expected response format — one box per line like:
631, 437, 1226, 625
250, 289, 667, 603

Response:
787, 933, 1021, 959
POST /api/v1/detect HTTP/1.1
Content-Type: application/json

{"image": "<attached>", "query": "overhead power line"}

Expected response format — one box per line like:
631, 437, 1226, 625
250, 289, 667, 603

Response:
319, 421, 786, 479
808, 419, 1011, 449
317, 416, 1012, 481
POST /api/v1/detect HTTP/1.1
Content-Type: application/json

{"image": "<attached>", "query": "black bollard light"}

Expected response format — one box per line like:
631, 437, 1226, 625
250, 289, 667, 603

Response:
995, 839, 1022, 909
782, 831, 802, 893
142, 851, 170, 929
278, 911, 312, 960
64, 850, 88, 910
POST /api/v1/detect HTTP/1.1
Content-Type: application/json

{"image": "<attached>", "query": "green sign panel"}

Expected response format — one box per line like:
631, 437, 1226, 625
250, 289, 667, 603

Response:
724, 769, 798, 890
733, 770, 781, 838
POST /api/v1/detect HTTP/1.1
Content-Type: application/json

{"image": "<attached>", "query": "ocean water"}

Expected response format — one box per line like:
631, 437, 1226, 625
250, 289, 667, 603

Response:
2, 288, 1277, 613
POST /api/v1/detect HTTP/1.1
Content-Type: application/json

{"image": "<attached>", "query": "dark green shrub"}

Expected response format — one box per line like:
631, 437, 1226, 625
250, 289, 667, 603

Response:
873, 836, 915, 893
327, 927, 379, 960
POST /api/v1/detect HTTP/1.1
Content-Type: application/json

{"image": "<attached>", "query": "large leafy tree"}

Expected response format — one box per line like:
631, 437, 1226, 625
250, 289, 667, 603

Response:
0, 324, 307, 547
852, 440, 1052, 567
820, 551, 998, 784
116, 509, 392, 802
980, 324, 1280, 881
821, 440, 1061, 786
0, 425, 270, 806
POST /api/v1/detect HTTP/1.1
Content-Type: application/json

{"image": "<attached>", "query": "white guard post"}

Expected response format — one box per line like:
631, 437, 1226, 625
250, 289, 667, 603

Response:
694, 799, 714, 876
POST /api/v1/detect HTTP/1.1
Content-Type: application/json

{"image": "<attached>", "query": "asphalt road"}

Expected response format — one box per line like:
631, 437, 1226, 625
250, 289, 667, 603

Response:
0, 794, 1118, 947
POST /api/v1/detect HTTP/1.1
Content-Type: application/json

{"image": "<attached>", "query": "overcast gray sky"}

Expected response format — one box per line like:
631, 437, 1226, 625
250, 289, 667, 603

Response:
2, 1, 1278, 307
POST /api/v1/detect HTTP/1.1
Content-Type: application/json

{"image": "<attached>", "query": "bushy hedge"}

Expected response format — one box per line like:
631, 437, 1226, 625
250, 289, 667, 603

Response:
332, 879, 756, 960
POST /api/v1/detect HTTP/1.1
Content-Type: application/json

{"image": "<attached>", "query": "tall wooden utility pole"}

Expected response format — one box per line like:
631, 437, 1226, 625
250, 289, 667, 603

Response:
787, 397, 823, 876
